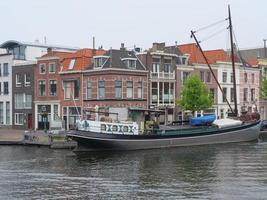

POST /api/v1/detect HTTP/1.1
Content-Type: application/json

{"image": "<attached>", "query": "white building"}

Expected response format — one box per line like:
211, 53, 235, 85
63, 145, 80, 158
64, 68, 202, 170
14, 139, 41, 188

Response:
216, 61, 241, 119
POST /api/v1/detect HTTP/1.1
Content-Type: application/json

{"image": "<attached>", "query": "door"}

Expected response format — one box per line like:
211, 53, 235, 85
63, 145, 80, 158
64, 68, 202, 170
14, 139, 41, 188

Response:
27, 113, 32, 129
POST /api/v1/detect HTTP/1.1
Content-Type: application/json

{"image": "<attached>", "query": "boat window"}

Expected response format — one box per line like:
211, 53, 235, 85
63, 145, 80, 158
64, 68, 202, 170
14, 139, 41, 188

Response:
112, 125, 118, 132
101, 124, 106, 131
123, 126, 128, 132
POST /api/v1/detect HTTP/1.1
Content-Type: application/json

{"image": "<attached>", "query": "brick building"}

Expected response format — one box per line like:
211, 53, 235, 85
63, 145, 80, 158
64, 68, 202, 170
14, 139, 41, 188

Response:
59, 48, 105, 130
82, 45, 148, 124
34, 50, 73, 130
12, 62, 35, 129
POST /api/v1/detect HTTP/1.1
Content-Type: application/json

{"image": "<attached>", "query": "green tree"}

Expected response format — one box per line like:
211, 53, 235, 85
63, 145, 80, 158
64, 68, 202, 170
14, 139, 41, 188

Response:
261, 77, 267, 100
176, 75, 213, 116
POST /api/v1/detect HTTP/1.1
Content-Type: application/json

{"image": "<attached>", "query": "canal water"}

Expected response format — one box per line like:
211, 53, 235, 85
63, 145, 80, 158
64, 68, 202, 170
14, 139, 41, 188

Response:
0, 142, 267, 200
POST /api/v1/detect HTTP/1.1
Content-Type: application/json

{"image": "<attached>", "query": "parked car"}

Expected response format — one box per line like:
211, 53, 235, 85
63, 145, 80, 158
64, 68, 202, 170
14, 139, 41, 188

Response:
260, 120, 267, 131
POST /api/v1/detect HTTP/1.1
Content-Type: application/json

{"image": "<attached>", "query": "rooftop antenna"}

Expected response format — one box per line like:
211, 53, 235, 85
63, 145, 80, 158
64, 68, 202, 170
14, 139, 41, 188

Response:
263, 39, 267, 58
92, 36, 96, 56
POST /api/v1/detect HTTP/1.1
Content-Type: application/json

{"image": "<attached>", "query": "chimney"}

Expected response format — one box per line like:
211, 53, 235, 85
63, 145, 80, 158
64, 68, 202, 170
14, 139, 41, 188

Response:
47, 47, 52, 55
152, 42, 165, 51
120, 43, 125, 51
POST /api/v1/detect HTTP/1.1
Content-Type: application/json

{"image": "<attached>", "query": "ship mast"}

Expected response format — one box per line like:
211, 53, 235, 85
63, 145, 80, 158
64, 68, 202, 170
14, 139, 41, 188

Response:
190, 31, 235, 114
228, 5, 238, 116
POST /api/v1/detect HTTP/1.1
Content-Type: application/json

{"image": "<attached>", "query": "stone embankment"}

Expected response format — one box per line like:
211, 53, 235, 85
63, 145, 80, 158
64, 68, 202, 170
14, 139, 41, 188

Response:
0, 128, 76, 149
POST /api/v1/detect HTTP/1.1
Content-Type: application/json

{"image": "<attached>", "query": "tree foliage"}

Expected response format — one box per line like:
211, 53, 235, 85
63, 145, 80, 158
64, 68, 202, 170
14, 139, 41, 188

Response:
261, 77, 267, 100
176, 75, 213, 114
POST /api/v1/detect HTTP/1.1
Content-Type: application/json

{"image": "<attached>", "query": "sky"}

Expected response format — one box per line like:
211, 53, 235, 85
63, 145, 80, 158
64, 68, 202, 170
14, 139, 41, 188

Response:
0, 0, 266, 51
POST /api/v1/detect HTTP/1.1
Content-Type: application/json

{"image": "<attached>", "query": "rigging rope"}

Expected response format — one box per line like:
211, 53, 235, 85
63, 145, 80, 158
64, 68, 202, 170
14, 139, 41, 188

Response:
199, 27, 227, 43
194, 18, 228, 33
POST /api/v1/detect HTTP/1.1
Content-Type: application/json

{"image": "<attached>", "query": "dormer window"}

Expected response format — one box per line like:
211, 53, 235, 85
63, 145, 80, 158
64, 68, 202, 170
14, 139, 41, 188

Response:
122, 58, 137, 69
68, 59, 76, 69
179, 56, 188, 65
93, 56, 109, 68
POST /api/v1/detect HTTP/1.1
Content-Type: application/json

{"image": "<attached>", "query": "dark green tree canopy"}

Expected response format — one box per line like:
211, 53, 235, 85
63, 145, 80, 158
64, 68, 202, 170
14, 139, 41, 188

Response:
177, 75, 213, 113
261, 77, 267, 100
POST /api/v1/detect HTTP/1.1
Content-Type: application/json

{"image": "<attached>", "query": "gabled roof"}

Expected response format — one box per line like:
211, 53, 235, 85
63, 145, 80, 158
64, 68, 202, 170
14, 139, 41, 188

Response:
89, 49, 146, 71
61, 48, 106, 71
177, 43, 231, 64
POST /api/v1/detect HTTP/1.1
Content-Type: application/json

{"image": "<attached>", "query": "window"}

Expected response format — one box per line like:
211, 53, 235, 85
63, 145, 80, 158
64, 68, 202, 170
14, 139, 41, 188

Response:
15, 113, 24, 125
13, 45, 26, 60
164, 59, 171, 73
122, 59, 136, 68
94, 57, 108, 68
3, 82, 8, 95
152, 58, 160, 72
230, 88, 235, 102
243, 88, 248, 102
0, 64, 2, 76
152, 82, 158, 103
49, 80, 57, 96
15, 94, 24, 109
0, 102, 3, 124
6, 102, 10, 125
222, 72, 227, 83
126, 81, 133, 98
200, 71, 205, 82
210, 88, 215, 102
16, 74, 23, 87
138, 81, 142, 99
25, 94, 32, 108
244, 73, 248, 82
182, 71, 190, 82
15, 93, 32, 109
86, 81, 92, 99
206, 72, 211, 83
74, 80, 79, 99
251, 73, 255, 84
38, 80, 46, 96
230, 73, 233, 83
64, 82, 71, 99
98, 81, 105, 99
251, 88, 255, 101
39, 63, 46, 74
115, 80, 122, 98
49, 63, 55, 73
3, 63, 8, 76
0, 83, 1, 94
163, 82, 169, 103
68, 59, 76, 69
222, 88, 227, 102
24, 74, 31, 86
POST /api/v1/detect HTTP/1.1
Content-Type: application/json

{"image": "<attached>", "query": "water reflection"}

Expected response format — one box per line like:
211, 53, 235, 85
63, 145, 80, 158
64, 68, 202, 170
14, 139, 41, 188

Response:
0, 142, 267, 199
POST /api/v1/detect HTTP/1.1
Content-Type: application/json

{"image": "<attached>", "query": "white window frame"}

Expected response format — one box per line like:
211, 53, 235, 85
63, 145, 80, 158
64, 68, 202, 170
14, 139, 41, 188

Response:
15, 113, 24, 125
121, 58, 137, 69
16, 74, 22, 87
38, 79, 46, 97
49, 62, 56, 73
68, 59, 76, 69
24, 74, 31, 87
39, 63, 46, 74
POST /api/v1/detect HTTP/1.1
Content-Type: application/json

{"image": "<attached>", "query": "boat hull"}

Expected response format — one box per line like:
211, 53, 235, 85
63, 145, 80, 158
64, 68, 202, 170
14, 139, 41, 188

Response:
67, 121, 261, 151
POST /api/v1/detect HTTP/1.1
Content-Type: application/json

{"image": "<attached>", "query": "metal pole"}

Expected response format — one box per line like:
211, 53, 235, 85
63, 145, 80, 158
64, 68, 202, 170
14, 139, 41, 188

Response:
190, 30, 235, 114
228, 5, 238, 116
264, 39, 267, 58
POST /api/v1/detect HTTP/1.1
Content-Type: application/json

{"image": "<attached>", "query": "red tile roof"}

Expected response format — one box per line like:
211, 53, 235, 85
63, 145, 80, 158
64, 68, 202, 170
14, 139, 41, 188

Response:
246, 58, 258, 66
177, 43, 231, 64
61, 48, 106, 71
